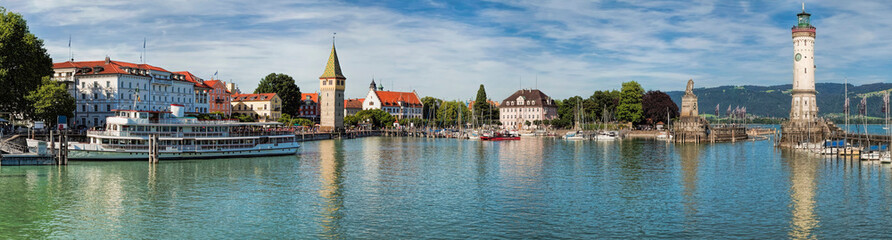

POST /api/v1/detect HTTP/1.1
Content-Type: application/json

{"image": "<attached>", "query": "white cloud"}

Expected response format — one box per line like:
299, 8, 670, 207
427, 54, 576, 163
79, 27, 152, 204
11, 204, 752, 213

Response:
5, 0, 891, 101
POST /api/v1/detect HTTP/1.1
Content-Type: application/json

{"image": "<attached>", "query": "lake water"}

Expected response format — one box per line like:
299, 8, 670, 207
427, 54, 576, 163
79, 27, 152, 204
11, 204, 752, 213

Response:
2, 136, 892, 238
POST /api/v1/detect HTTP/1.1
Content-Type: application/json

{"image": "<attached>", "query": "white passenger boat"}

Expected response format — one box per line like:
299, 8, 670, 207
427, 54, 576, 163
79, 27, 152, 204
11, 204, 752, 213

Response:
67, 105, 299, 160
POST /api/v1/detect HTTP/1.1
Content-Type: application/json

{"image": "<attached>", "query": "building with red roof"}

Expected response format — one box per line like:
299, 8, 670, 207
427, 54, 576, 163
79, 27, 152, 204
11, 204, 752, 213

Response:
299, 92, 320, 121
173, 71, 211, 113
344, 98, 364, 116
52, 57, 201, 127
362, 79, 423, 119
231, 93, 281, 122
203, 80, 232, 115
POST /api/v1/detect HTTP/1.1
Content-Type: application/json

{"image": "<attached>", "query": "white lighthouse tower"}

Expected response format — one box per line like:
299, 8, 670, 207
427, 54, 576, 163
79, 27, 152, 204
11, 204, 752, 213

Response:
780, 4, 837, 147
790, 3, 817, 122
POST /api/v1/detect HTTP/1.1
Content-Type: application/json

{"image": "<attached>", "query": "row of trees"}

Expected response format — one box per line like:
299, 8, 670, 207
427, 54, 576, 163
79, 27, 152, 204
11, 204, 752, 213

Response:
549, 81, 679, 129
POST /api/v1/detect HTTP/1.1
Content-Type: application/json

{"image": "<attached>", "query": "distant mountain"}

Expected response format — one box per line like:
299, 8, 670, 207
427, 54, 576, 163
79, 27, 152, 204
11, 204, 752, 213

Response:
665, 83, 892, 118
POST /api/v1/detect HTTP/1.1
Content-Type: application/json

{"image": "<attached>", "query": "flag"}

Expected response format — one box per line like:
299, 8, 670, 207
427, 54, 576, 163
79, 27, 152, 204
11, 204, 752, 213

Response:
715, 104, 720, 117
214, 70, 218, 79
742, 107, 746, 118
68, 35, 71, 47
143, 37, 146, 49
726, 105, 732, 117
844, 97, 850, 114
859, 96, 867, 115
884, 92, 890, 113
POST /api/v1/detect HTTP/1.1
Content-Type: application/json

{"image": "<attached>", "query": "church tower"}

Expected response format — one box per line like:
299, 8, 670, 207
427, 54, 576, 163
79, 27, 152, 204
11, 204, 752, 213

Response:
319, 41, 346, 132
790, 3, 817, 122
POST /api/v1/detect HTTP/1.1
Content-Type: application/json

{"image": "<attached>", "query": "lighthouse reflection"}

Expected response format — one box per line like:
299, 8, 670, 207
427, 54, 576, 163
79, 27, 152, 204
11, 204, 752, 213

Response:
783, 151, 819, 239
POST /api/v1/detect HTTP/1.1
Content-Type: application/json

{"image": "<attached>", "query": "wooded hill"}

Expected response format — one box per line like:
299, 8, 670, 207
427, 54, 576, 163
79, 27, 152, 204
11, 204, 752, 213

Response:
665, 83, 892, 118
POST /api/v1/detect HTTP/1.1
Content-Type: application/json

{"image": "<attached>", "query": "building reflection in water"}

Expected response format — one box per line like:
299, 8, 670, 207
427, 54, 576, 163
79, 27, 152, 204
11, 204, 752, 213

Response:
676, 144, 700, 218
317, 140, 346, 239
783, 151, 819, 239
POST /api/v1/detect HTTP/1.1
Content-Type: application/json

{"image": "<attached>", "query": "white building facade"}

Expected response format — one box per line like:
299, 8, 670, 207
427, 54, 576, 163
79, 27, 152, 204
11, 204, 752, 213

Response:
362, 80, 423, 119
499, 89, 558, 129
52, 58, 202, 128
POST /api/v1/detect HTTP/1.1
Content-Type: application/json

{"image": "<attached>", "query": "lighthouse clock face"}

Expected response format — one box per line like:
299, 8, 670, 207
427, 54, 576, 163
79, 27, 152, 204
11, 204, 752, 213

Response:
795, 53, 802, 62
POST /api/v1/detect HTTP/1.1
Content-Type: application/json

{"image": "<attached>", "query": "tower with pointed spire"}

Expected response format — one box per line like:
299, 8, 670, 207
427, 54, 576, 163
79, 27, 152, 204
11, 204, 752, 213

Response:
319, 39, 346, 132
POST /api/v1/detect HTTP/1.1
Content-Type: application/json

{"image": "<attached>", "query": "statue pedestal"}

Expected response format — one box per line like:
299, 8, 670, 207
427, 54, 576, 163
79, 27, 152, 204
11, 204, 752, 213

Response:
673, 116, 708, 143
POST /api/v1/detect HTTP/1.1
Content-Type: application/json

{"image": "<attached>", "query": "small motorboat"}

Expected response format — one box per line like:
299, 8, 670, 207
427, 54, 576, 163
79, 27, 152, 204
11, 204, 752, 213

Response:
563, 131, 586, 141
880, 152, 891, 163
481, 131, 520, 141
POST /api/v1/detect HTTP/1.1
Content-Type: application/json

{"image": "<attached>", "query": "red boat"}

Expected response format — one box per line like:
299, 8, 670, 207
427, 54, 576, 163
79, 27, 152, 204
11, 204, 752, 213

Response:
480, 132, 520, 141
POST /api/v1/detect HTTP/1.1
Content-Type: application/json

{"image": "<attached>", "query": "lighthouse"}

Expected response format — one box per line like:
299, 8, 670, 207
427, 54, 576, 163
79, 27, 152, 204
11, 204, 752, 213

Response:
790, 3, 817, 122
780, 4, 837, 147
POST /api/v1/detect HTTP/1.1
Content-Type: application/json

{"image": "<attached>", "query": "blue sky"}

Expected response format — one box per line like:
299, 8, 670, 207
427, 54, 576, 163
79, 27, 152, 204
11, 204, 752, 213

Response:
6, 0, 892, 101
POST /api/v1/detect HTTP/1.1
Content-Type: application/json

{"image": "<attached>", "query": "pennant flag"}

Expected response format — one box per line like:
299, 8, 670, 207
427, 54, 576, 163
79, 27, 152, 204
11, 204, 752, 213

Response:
884, 92, 890, 113
859, 96, 867, 115
715, 104, 720, 117
68, 35, 71, 47
844, 97, 850, 114
726, 105, 732, 117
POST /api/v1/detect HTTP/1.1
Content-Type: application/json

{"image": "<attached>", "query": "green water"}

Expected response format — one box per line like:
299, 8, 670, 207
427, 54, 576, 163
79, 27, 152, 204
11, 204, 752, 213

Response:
2, 137, 892, 238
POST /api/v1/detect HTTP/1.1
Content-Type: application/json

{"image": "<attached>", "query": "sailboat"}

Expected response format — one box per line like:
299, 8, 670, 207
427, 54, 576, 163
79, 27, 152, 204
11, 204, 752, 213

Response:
839, 79, 862, 157
564, 100, 587, 140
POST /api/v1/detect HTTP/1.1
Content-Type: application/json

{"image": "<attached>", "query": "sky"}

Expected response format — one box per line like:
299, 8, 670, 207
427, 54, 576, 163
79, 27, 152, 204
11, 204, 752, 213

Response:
6, 0, 892, 101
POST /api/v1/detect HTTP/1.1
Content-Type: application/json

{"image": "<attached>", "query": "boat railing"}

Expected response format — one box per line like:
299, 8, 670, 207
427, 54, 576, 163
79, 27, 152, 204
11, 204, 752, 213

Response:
87, 130, 294, 138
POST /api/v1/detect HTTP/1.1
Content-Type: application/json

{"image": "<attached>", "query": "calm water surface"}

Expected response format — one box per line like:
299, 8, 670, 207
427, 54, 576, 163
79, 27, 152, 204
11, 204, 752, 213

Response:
2, 136, 892, 239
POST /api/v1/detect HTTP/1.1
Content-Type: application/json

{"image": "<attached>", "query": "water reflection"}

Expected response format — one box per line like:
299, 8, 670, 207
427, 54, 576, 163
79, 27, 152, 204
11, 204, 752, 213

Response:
783, 151, 819, 239
676, 144, 701, 218
317, 140, 345, 239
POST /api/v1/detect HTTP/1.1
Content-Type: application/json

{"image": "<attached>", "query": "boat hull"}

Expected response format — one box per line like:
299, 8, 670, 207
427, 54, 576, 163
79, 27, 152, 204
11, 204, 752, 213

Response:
68, 144, 300, 161
481, 137, 520, 141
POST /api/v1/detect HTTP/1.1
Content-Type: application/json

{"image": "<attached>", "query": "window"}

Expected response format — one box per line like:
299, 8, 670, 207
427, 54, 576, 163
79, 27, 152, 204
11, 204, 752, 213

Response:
106, 81, 110, 87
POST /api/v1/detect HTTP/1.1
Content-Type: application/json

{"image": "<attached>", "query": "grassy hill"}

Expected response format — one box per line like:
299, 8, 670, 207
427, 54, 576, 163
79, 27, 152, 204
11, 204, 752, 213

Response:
666, 83, 892, 118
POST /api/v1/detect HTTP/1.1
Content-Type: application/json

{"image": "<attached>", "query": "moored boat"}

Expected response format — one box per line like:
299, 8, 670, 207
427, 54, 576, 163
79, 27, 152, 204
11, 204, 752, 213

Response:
481, 131, 520, 141
67, 105, 299, 160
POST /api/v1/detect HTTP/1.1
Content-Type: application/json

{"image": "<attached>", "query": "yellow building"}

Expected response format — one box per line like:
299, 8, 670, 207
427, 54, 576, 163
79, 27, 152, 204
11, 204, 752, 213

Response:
231, 93, 282, 122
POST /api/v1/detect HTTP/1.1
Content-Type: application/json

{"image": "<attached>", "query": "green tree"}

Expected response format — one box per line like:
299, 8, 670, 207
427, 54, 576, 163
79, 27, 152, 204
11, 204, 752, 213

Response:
344, 115, 360, 127
421, 96, 442, 120
436, 100, 472, 127
0, 8, 53, 117
354, 109, 395, 128
616, 81, 645, 123
294, 118, 315, 127
587, 90, 621, 122
472, 84, 496, 124
255, 73, 301, 115
25, 77, 75, 126
233, 113, 255, 122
